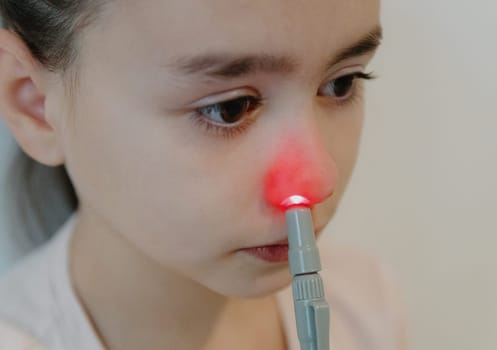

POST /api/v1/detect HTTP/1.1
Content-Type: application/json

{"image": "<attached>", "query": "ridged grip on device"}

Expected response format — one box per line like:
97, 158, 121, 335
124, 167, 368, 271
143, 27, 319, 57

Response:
293, 273, 325, 300
292, 274, 330, 350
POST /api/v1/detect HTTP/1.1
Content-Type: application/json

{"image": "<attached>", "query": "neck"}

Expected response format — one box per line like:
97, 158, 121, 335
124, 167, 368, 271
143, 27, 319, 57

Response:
69, 207, 286, 350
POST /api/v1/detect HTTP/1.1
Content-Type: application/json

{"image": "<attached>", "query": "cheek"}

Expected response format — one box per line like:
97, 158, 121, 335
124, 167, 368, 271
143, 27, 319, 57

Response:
312, 104, 365, 205
62, 93, 197, 234
324, 99, 365, 166
62, 93, 262, 263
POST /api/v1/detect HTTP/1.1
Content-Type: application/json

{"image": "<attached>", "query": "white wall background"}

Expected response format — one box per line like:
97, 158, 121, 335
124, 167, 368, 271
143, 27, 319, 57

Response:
0, 1, 496, 349
324, 0, 497, 349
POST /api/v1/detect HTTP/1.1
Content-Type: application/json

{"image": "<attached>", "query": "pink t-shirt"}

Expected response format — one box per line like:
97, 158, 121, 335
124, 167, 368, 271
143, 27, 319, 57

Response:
0, 213, 407, 349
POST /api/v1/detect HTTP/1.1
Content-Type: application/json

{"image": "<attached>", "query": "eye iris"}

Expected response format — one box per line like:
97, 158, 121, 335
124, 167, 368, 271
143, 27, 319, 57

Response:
221, 98, 249, 123
332, 75, 354, 97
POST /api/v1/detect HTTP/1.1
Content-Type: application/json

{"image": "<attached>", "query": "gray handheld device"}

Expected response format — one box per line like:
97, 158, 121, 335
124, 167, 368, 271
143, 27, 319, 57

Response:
286, 206, 330, 350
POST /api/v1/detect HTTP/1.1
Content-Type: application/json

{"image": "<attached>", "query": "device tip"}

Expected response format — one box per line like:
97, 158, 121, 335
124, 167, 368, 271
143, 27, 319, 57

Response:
280, 195, 311, 210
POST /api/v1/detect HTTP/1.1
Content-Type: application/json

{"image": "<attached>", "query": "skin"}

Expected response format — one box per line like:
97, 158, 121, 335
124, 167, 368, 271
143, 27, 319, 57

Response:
0, 0, 381, 349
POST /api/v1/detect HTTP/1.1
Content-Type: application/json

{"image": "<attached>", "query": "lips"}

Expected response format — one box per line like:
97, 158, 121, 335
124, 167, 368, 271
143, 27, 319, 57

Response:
239, 225, 326, 263
241, 244, 289, 263
258, 224, 325, 246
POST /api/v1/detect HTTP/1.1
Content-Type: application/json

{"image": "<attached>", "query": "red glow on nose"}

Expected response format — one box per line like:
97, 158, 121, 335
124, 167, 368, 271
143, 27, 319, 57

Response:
264, 139, 337, 211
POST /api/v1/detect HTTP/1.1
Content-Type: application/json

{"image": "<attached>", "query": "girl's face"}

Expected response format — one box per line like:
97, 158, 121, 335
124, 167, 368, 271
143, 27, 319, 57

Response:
50, 0, 381, 297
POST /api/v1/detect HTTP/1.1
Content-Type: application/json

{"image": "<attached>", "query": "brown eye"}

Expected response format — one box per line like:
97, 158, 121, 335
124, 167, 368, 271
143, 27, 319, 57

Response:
198, 96, 262, 125
319, 72, 373, 100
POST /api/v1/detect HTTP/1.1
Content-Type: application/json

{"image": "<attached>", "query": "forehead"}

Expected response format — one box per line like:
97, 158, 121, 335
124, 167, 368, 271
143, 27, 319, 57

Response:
82, 0, 380, 68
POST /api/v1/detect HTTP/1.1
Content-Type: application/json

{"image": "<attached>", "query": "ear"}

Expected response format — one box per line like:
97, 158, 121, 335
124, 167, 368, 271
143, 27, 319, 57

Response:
0, 28, 64, 166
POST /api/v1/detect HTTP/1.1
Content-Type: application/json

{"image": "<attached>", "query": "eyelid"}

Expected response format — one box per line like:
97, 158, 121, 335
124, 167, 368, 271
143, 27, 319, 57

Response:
190, 88, 259, 108
323, 64, 366, 82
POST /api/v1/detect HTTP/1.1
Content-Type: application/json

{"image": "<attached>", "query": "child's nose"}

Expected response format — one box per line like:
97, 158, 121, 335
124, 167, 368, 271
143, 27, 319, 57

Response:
264, 123, 338, 210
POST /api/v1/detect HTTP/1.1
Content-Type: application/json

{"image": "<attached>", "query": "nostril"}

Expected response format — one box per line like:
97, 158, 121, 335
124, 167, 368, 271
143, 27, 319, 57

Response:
316, 187, 335, 204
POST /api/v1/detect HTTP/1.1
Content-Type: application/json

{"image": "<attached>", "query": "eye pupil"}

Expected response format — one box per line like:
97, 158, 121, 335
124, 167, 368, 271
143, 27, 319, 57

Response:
221, 97, 250, 123
332, 75, 354, 97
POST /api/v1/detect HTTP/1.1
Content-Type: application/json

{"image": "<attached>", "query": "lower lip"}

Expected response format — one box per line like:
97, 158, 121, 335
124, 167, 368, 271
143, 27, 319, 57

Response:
241, 245, 289, 263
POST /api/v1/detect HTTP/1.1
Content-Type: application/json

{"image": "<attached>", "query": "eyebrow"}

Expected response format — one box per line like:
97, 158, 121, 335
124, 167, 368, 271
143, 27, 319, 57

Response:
168, 25, 383, 79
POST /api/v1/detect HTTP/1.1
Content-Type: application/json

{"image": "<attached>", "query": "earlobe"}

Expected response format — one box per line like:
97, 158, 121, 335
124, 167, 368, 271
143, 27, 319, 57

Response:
0, 29, 65, 166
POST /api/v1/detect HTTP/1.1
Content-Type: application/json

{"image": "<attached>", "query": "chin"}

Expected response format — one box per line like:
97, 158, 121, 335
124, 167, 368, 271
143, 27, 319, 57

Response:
205, 265, 293, 299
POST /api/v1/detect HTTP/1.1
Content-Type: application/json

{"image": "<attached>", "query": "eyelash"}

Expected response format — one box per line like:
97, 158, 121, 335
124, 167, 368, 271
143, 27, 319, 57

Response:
326, 72, 375, 107
190, 96, 265, 139
190, 71, 375, 139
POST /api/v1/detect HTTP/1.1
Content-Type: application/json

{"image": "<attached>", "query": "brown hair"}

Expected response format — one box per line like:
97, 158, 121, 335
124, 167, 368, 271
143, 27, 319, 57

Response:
0, 1, 107, 248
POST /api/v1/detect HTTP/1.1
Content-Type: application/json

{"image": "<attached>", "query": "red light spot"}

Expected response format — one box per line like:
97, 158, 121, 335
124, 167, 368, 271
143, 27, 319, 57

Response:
264, 138, 337, 211
281, 195, 311, 208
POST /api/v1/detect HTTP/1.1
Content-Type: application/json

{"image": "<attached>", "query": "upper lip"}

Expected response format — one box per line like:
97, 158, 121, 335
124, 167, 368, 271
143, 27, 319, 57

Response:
263, 238, 289, 246
245, 225, 325, 249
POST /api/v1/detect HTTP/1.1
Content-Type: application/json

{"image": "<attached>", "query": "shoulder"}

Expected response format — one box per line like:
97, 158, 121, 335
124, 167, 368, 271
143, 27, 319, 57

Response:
0, 214, 82, 350
0, 320, 45, 350
0, 243, 56, 347
0, 243, 52, 315
320, 242, 409, 349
